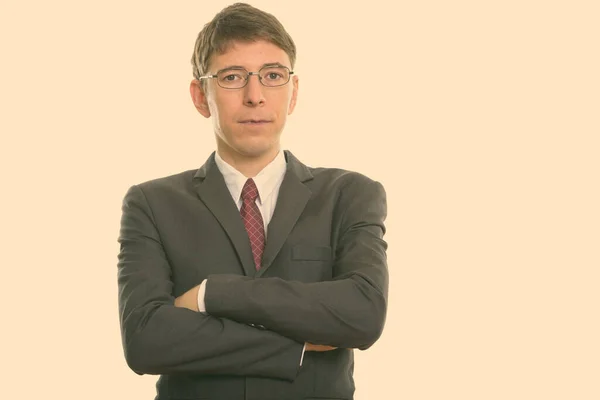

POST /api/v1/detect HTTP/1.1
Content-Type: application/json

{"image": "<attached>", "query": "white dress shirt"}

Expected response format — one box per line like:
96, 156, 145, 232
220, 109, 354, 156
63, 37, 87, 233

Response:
215, 149, 287, 234
195, 150, 307, 365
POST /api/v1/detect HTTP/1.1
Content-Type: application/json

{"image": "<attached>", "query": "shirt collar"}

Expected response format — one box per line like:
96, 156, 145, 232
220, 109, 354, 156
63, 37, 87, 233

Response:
214, 150, 287, 205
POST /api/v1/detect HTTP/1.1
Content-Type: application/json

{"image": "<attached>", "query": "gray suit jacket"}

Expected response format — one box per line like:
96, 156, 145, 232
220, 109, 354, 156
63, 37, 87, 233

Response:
117, 150, 388, 400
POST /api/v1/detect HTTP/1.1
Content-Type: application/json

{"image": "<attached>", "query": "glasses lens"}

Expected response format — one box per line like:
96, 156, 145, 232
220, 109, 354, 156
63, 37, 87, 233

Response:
217, 68, 248, 88
259, 67, 290, 87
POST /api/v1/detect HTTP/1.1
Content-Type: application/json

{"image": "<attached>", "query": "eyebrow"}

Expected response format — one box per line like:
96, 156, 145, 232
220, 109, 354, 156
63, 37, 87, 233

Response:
219, 62, 288, 71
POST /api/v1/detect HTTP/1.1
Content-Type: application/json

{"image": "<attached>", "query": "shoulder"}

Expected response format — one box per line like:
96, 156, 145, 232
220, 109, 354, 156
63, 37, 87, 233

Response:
311, 166, 377, 185
286, 150, 382, 191
305, 166, 387, 229
307, 165, 385, 197
135, 169, 197, 191
124, 168, 199, 201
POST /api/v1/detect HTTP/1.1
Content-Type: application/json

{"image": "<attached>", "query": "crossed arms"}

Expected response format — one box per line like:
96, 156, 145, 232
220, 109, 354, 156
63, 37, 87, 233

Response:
117, 178, 388, 381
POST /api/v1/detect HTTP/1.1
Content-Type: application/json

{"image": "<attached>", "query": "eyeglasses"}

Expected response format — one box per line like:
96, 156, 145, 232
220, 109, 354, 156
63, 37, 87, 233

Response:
199, 65, 294, 89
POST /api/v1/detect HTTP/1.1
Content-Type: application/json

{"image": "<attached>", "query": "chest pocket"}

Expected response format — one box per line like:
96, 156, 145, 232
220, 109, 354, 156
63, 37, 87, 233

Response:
288, 245, 333, 282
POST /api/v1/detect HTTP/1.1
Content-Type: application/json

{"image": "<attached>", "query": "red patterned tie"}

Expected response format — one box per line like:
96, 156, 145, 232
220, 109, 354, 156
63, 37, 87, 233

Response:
240, 178, 265, 270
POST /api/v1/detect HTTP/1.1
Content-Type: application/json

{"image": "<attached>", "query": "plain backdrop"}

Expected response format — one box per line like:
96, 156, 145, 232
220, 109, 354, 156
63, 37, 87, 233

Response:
1, 1, 599, 399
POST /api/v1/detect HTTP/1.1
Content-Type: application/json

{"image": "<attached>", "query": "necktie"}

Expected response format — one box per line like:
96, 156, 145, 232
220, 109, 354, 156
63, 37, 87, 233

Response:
240, 178, 265, 270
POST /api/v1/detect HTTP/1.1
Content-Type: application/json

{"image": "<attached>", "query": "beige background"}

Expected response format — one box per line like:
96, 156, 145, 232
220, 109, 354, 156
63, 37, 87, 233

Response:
2, 0, 599, 399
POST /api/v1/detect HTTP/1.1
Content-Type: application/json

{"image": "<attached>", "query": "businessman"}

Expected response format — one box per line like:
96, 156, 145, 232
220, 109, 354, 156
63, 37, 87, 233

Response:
117, 3, 388, 399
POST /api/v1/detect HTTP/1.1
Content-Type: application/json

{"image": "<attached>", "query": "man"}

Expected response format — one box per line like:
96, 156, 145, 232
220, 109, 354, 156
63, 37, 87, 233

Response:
117, 3, 388, 399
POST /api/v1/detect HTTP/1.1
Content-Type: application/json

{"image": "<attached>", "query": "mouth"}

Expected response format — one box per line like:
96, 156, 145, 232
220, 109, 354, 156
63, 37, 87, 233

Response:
239, 119, 271, 125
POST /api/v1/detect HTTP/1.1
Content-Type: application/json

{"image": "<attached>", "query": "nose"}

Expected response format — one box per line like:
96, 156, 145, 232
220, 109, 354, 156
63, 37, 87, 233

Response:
243, 73, 265, 106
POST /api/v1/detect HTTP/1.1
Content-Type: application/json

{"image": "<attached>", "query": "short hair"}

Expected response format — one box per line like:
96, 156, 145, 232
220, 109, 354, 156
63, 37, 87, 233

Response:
191, 3, 297, 80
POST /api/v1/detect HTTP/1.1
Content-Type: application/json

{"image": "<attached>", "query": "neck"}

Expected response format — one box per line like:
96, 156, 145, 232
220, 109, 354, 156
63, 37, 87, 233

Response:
217, 143, 280, 178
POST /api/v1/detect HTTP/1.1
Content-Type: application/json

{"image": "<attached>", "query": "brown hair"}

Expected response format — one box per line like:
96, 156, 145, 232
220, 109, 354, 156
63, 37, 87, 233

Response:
191, 3, 297, 80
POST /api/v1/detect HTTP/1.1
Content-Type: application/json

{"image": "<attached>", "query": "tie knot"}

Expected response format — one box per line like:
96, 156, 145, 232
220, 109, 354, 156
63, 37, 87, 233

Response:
241, 178, 259, 202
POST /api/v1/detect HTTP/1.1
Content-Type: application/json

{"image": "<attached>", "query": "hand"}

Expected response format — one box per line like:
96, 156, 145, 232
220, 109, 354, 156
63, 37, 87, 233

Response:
305, 343, 337, 352
174, 284, 200, 312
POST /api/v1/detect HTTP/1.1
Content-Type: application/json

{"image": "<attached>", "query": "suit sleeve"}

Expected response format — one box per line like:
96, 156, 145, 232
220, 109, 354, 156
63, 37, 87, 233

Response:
117, 184, 304, 379
204, 178, 388, 350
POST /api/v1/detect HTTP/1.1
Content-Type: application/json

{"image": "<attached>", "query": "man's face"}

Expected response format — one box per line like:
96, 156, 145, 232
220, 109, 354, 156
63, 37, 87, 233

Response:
191, 40, 298, 161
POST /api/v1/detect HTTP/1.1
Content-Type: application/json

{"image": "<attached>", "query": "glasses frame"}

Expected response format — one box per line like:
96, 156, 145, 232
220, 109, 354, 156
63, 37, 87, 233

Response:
198, 65, 294, 89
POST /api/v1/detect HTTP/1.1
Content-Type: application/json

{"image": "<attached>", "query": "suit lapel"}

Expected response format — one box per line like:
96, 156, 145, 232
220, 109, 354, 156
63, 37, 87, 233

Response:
192, 152, 256, 277
257, 151, 313, 277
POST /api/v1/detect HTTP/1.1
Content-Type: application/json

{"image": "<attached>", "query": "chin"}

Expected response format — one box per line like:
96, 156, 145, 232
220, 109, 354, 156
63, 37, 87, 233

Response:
232, 136, 279, 157
235, 143, 276, 158
217, 129, 281, 159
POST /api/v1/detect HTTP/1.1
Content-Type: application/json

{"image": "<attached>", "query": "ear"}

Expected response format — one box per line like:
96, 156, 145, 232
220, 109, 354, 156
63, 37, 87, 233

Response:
287, 75, 299, 115
190, 79, 211, 118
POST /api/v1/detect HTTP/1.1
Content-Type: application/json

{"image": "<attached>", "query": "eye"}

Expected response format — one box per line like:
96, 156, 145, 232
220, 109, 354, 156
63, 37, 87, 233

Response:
218, 69, 246, 83
261, 67, 288, 82
222, 73, 243, 81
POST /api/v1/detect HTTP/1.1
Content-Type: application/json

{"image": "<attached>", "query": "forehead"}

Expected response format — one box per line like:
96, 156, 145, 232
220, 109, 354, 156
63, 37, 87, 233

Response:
209, 40, 291, 71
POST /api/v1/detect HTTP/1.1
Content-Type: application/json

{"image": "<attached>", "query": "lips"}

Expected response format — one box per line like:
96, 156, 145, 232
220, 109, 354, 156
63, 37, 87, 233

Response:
239, 119, 271, 124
